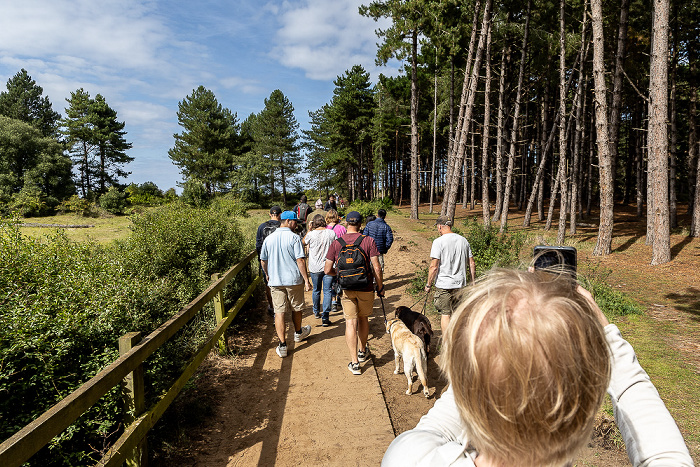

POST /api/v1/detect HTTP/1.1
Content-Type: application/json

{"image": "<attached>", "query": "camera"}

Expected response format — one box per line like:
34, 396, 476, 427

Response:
533, 246, 577, 278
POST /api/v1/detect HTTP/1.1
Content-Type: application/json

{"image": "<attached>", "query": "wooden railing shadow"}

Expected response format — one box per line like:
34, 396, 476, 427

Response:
0, 250, 262, 467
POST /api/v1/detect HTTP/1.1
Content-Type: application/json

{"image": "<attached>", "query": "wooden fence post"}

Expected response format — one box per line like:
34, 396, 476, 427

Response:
119, 332, 147, 467
211, 273, 228, 354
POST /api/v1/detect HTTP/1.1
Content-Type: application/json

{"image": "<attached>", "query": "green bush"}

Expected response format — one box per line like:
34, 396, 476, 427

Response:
583, 279, 644, 317
126, 182, 166, 206
345, 197, 394, 219
0, 198, 251, 465
7, 186, 51, 217
180, 179, 209, 207
99, 186, 126, 214
123, 202, 246, 303
460, 217, 526, 275
57, 194, 99, 217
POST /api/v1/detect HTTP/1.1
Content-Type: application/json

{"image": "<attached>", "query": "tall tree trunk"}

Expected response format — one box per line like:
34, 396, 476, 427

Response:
470, 127, 477, 210
430, 51, 438, 214
522, 51, 582, 227
669, 21, 678, 229
570, 5, 589, 235
591, 0, 615, 256
556, 0, 568, 244
482, 21, 493, 227
538, 87, 549, 221
648, 0, 671, 265
570, 77, 586, 235
281, 158, 287, 206
609, 0, 630, 191
444, 0, 493, 220
443, 0, 482, 212
635, 100, 645, 218
690, 44, 700, 236
500, 0, 531, 233
410, 30, 420, 219
586, 114, 595, 217
492, 45, 508, 222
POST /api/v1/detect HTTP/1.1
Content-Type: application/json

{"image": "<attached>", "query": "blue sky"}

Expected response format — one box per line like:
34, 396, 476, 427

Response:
0, 0, 397, 192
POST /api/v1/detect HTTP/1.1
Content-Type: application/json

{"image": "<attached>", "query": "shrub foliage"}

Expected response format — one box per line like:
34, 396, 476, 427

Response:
0, 199, 250, 465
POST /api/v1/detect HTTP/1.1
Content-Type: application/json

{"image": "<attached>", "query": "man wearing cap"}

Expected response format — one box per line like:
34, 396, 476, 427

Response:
256, 206, 283, 316
260, 211, 313, 358
324, 211, 384, 375
424, 215, 476, 331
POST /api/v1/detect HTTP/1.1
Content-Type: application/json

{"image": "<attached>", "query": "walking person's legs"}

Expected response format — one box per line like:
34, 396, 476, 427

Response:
287, 284, 311, 342
310, 272, 322, 318
270, 286, 289, 357
343, 290, 374, 374
321, 273, 334, 325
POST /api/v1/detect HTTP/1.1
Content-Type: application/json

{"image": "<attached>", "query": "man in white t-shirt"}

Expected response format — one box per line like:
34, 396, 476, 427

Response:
424, 216, 476, 331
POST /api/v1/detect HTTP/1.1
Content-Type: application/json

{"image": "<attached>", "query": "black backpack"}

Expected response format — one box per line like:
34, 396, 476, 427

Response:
295, 203, 310, 222
336, 235, 371, 290
257, 221, 278, 252
262, 221, 278, 239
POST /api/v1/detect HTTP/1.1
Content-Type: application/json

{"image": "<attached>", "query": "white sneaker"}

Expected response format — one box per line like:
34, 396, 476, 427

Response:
276, 343, 287, 358
294, 325, 312, 342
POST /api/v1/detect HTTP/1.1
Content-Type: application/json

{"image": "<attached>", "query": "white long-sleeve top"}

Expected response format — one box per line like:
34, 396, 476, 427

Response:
382, 324, 694, 467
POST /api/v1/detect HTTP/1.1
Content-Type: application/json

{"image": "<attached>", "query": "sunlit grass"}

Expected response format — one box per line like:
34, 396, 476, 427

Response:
17, 213, 133, 243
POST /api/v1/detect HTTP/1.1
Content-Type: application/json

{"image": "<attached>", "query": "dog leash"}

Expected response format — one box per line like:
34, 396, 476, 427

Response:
420, 292, 429, 315
379, 294, 388, 326
408, 291, 429, 311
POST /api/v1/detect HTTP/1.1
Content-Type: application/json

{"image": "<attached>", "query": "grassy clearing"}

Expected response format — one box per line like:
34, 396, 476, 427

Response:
17, 213, 133, 243
616, 314, 700, 456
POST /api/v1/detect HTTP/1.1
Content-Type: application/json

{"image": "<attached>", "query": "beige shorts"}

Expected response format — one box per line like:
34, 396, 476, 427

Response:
433, 287, 465, 316
341, 290, 375, 319
270, 284, 305, 315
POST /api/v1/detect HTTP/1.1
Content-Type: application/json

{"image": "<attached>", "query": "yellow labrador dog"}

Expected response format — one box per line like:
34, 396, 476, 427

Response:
386, 318, 429, 397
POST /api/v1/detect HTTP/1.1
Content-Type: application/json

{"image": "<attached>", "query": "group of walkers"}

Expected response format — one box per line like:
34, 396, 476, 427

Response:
257, 196, 393, 374
257, 198, 693, 465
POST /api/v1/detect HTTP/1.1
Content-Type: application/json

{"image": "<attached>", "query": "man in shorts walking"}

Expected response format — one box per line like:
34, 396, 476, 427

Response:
260, 211, 313, 358
424, 216, 476, 331
325, 211, 384, 375
256, 205, 282, 317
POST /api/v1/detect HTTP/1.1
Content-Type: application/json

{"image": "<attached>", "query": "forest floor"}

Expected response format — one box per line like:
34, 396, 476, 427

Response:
150, 202, 699, 466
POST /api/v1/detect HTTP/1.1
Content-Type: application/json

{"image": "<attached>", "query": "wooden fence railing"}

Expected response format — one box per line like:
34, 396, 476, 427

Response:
0, 250, 262, 467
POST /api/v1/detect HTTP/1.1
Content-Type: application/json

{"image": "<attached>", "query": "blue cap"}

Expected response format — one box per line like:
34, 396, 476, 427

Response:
281, 210, 298, 220
346, 211, 362, 223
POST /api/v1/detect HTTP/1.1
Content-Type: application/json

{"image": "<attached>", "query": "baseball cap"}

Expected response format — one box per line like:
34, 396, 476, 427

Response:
281, 211, 298, 220
270, 205, 282, 215
435, 215, 453, 226
346, 211, 362, 223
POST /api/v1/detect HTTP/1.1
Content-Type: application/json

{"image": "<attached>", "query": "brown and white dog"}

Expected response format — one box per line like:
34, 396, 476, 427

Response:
395, 305, 434, 358
386, 318, 430, 397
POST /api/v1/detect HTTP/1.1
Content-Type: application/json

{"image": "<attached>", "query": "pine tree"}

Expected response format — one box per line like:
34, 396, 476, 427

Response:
90, 94, 133, 193
62, 89, 96, 198
168, 86, 240, 195
62, 89, 133, 197
249, 90, 300, 206
0, 69, 61, 138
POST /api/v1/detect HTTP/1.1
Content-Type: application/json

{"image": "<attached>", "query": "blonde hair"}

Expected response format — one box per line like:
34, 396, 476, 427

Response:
440, 268, 610, 467
325, 209, 340, 224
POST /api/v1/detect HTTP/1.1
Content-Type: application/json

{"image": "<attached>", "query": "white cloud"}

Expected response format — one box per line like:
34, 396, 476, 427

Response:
0, 0, 176, 71
219, 76, 266, 95
271, 0, 394, 81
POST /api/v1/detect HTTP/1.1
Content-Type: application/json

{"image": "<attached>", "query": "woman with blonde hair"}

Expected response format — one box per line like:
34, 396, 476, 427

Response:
383, 268, 693, 467
325, 209, 346, 237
